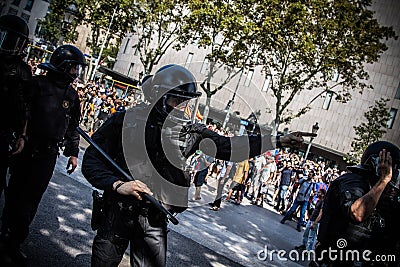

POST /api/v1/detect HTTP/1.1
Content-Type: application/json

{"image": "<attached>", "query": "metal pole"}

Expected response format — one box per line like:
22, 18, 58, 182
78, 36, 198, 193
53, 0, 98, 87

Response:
222, 66, 245, 129
303, 137, 314, 165
90, 6, 117, 81
222, 46, 252, 129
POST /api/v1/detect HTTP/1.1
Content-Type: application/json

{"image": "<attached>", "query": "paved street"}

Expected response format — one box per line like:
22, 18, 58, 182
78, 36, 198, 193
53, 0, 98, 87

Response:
0, 144, 309, 267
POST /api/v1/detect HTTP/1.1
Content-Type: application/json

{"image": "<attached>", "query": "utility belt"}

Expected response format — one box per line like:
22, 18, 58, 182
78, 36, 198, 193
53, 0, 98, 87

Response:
28, 137, 62, 156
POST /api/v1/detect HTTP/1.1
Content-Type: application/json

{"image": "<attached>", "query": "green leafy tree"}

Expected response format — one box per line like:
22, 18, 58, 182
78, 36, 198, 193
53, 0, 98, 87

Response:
132, 0, 189, 75
348, 98, 391, 163
76, 0, 136, 58
179, 0, 259, 122
39, 0, 80, 47
252, 0, 396, 132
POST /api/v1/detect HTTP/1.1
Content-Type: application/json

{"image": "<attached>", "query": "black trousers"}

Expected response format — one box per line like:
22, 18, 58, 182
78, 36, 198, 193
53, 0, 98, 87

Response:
1, 145, 57, 245
92, 200, 168, 267
212, 176, 228, 208
0, 139, 9, 199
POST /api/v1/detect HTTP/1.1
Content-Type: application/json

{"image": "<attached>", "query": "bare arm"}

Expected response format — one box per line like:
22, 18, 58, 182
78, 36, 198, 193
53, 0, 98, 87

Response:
311, 208, 323, 229
350, 150, 392, 223
224, 165, 232, 178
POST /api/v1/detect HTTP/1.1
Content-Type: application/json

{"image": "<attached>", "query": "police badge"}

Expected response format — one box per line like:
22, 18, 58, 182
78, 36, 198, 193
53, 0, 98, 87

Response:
62, 100, 70, 109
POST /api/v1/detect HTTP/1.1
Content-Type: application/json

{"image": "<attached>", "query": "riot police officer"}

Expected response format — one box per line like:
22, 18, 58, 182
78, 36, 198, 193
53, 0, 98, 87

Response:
82, 64, 313, 267
316, 141, 400, 267
0, 15, 32, 199
0, 44, 86, 266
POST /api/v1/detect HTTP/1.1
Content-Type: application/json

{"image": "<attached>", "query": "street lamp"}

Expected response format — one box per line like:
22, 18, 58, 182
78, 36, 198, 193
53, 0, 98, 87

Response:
303, 122, 319, 164
90, 5, 117, 81
58, 3, 77, 46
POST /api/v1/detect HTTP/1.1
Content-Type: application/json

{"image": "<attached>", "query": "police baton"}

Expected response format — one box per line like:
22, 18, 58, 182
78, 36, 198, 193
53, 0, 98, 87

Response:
76, 127, 179, 225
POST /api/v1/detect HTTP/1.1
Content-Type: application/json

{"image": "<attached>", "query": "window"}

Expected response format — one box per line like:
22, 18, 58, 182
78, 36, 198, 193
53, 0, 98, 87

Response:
21, 13, 30, 23
244, 69, 254, 87
322, 91, 334, 110
12, 0, 21, 7
262, 75, 271, 92
123, 38, 130, 54
184, 52, 193, 67
200, 58, 209, 74
134, 46, 139, 56
127, 63, 135, 77
387, 108, 397, 129
395, 82, 400, 99
25, 0, 34, 11
8, 7, 18, 15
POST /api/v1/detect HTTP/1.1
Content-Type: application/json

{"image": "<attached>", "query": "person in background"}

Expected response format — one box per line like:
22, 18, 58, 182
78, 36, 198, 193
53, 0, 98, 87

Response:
280, 170, 316, 232
0, 45, 86, 266
225, 159, 249, 204
192, 151, 214, 200
209, 160, 233, 211
295, 188, 326, 251
0, 15, 31, 199
274, 161, 295, 212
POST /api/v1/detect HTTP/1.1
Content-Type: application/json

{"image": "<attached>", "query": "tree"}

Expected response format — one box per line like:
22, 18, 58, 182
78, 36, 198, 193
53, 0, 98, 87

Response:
179, 0, 259, 122
132, 0, 189, 75
38, 0, 80, 47
253, 0, 396, 132
348, 98, 391, 163
76, 0, 136, 59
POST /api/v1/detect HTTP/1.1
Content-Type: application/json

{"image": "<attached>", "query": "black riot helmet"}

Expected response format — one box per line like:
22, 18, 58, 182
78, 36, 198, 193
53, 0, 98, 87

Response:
348, 141, 400, 189
0, 15, 29, 56
142, 64, 201, 124
38, 44, 87, 80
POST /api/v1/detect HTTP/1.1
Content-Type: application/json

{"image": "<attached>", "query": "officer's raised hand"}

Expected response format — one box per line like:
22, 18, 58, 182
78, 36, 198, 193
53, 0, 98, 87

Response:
66, 156, 78, 174
377, 149, 392, 184
112, 180, 153, 200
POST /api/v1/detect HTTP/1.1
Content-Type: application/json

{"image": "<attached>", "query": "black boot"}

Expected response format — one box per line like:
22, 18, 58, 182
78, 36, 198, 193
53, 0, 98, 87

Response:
0, 231, 27, 267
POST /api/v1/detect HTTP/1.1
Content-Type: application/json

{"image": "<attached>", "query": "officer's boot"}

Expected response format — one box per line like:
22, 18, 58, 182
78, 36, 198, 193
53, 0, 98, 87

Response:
0, 228, 27, 267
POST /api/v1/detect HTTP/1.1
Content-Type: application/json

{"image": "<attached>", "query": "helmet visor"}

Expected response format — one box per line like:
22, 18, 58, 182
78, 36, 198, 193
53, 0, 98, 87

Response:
165, 93, 199, 124
69, 64, 87, 81
0, 29, 27, 55
75, 64, 87, 80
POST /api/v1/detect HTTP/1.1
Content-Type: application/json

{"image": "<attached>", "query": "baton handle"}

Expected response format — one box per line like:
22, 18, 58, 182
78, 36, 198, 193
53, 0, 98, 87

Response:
77, 127, 179, 225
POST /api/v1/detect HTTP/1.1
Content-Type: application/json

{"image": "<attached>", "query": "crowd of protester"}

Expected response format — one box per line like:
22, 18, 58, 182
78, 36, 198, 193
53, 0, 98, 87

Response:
73, 80, 140, 134
187, 125, 344, 253
27, 57, 46, 76
28, 56, 141, 136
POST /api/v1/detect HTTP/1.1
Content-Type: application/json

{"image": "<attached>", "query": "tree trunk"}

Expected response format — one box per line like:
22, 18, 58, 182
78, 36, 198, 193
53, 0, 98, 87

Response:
202, 95, 211, 124
273, 99, 281, 135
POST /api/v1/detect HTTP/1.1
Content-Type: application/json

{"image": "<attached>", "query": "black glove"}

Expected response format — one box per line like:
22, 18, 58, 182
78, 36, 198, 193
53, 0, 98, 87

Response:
182, 123, 208, 135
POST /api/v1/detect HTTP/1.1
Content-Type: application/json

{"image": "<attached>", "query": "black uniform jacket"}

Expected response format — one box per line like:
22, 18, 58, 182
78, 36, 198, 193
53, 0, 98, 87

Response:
29, 73, 80, 157
0, 54, 31, 135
